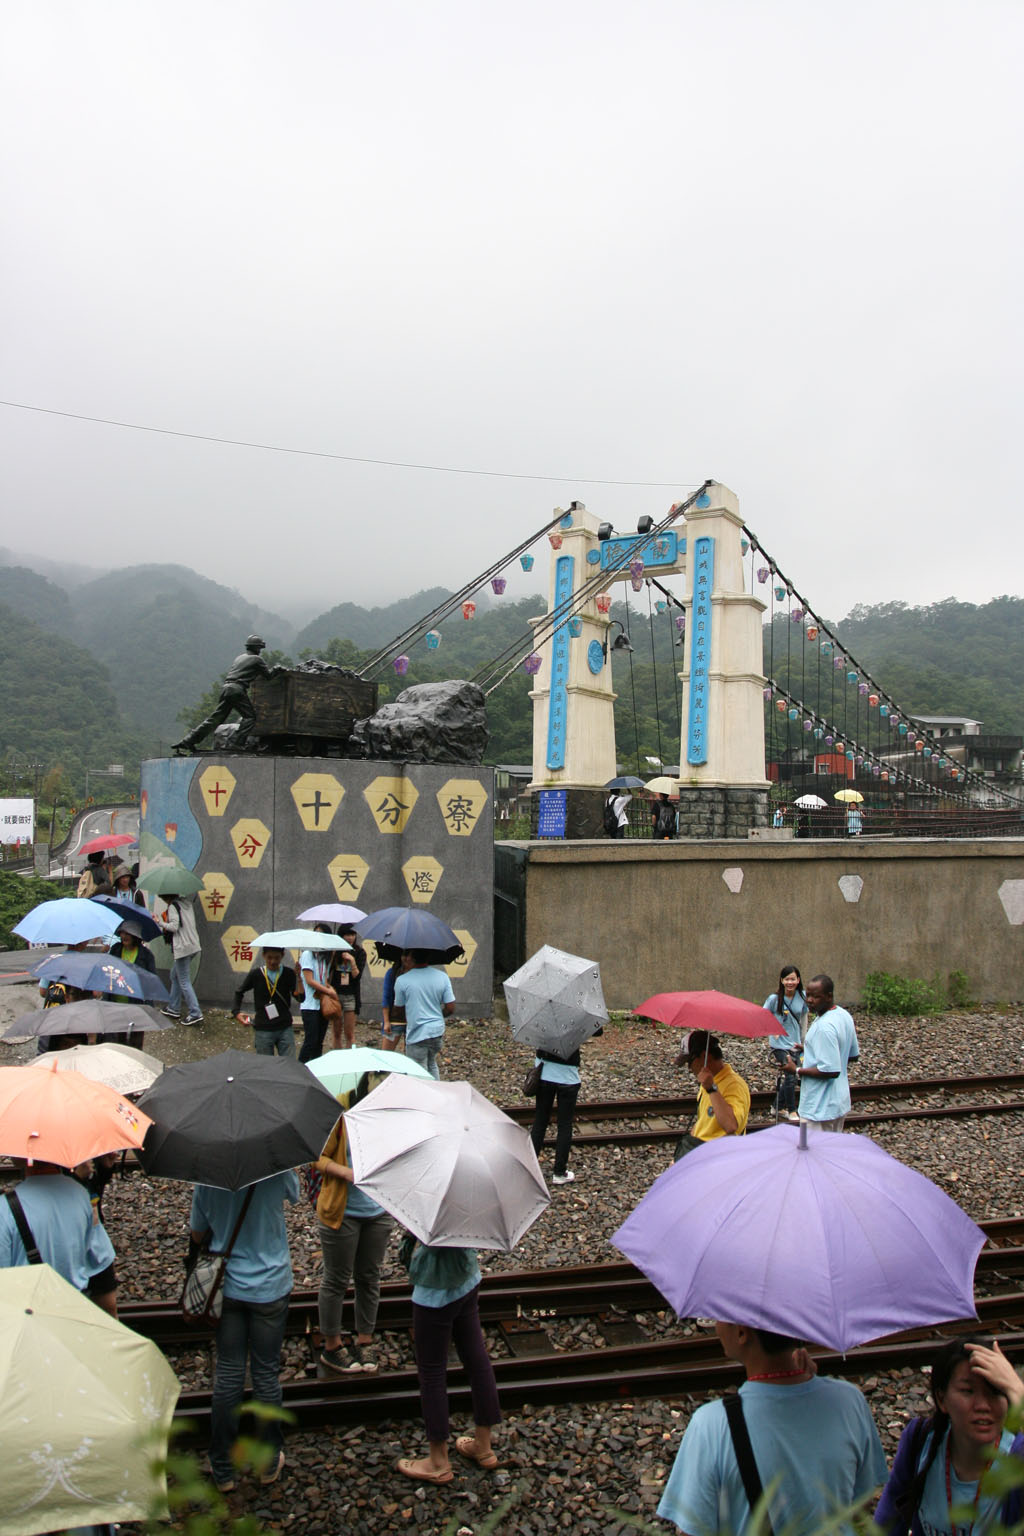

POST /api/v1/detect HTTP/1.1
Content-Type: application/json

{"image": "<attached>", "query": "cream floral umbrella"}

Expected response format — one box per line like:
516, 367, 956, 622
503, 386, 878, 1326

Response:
1, 1264, 180, 1534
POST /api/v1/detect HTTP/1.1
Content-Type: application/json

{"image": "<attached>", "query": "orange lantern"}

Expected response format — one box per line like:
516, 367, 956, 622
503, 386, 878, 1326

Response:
868, 693, 879, 707
776, 699, 787, 713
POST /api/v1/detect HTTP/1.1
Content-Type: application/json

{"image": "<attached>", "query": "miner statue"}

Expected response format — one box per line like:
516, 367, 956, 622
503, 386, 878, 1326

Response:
173, 635, 282, 753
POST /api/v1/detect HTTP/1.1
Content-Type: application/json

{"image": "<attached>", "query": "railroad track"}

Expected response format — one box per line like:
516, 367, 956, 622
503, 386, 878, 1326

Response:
169, 1293, 1024, 1431
124, 1215, 1024, 1352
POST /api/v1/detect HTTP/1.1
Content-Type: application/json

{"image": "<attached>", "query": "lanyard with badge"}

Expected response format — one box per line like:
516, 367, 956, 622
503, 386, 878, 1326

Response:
262, 966, 286, 1023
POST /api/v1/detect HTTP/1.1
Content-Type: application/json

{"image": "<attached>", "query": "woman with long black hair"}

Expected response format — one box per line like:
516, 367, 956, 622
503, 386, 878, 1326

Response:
763, 964, 808, 1123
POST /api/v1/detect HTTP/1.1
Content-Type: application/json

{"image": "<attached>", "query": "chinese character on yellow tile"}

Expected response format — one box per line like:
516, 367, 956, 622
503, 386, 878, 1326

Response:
230, 817, 271, 868
402, 855, 444, 905
199, 764, 237, 818
327, 853, 370, 901
290, 772, 344, 833
445, 929, 477, 978
436, 779, 488, 837
364, 947, 392, 980
364, 775, 418, 834
221, 924, 259, 973
198, 872, 234, 923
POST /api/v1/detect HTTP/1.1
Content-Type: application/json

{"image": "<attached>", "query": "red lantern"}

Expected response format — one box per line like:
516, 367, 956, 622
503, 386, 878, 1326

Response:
549, 533, 563, 550
596, 593, 612, 614
462, 601, 476, 620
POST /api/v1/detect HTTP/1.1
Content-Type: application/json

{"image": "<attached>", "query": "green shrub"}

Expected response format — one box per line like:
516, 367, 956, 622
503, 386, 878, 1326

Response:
860, 970, 944, 1015
946, 969, 974, 1008
0, 869, 69, 949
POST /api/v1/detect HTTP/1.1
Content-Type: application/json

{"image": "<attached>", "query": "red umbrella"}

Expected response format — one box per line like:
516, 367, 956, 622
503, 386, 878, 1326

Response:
80, 833, 136, 857
633, 989, 776, 1038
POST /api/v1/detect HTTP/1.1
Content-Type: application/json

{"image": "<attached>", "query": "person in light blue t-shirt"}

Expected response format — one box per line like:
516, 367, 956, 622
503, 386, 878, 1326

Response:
763, 963, 808, 1121
190, 1169, 299, 1492
659, 1317, 886, 1536
798, 974, 859, 1131
394, 952, 455, 1079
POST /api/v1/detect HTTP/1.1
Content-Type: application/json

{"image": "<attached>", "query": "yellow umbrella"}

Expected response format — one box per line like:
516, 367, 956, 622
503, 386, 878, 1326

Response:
834, 789, 865, 803
0, 1264, 179, 1534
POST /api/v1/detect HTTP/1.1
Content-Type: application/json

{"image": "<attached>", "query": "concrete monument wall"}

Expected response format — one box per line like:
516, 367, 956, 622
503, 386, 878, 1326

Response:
494, 838, 1024, 1008
140, 757, 494, 1014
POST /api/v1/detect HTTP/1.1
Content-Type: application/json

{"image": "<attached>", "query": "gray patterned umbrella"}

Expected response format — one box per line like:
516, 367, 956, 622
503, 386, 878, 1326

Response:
503, 945, 608, 1056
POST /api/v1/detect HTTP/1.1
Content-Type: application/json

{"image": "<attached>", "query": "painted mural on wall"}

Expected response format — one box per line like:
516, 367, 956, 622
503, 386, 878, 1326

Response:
139, 757, 495, 1014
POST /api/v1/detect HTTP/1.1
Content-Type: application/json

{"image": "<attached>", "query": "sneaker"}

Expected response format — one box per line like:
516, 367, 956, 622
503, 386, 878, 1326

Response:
211, 1472, 235, 1494
551, 1170, 575, 1185
350, 1340, 378, 1372
785, 1111, 801, 1124
320, 1346, 363, 1375
259, 1449, 286, 1486
182, 1013, 204, 1026
161, 1007, 180, 1020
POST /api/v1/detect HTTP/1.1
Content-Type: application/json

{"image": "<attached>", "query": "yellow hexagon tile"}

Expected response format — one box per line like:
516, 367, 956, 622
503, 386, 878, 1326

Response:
402, 855, 444, 905
445, 929, 478, 979
436, 778, 488, 837
230, 817, 271, 869
364, 947, 392, 980
198, 764, 237, 818
290, 772, 344, 833
198, 872, 234, 923
364, 775, 419, 834
327, 853, 370, 901
221, 924, 259, 973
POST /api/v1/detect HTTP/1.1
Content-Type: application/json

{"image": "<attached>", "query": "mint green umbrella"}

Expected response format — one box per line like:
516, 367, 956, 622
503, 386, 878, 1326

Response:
136, 864, 204, 896
251, 928, 352, 951
307, 1047, 431, 1099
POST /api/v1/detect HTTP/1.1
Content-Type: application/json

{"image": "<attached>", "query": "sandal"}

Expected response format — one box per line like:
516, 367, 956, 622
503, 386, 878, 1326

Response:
455, 1435, 499, 1469
396, 1456, 453, 1485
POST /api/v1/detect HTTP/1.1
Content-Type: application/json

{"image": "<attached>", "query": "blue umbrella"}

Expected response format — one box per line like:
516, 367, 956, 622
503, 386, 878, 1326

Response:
604, 775, 645, 789
34, 952, 170, 1004
357, 907, 462, 958
89, 896, 163, 943
14, 899, 121, 947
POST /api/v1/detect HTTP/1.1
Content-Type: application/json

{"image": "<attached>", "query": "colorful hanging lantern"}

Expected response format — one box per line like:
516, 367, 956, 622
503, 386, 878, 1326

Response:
788, 707, 799, 721
834, 655, 845, 671
820, 639, 833, 655
803, 719, 813, 731
813, 727, 824, 739
825, 734, 834, 746
425, 630, 441, 649
845, 750, 855, 761
568, 616, 582, 637
858, 682, 869, 696
763, 687, 773, 700
880, 703, 889, 717
914, 739, 924, 752
776, 699, 787, 713
923, 746, 932, 758
630, 574, 644, 592
881, 770, 890, 782
806, 624, 819, 641
629, 558, 644, 591
491, 576, 507, 595
523, 653, 542, 675
393, 655, 409, 675
757, 567, 770, 584
898, 722, 909, 735
549, 533, 563, 550
674, 614, 685, 632
873, 765, 881, 776
596, 593, 612, 614
791, 606, 804, 623
740, 537, 750, 555
520, 554, 534, 571
847, 670, 858, 684
655, 599, 667, 614
869, 694, 879, 708
774, 585, 786, 602
462, 600, 476, 620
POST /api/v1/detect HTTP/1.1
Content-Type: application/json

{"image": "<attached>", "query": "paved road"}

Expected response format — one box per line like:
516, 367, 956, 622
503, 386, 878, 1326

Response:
49, 805, 140, 878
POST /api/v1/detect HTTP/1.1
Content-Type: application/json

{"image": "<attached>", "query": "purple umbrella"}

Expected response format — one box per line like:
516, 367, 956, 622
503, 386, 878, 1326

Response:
611, 1125, 985, 1352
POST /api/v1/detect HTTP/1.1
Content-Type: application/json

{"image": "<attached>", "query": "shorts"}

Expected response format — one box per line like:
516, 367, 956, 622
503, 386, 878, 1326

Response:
383, 1021, 406, 1035
337, 989, 357, 1011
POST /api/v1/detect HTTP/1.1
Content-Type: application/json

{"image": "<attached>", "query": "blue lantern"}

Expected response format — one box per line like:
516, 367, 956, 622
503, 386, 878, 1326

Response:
568, 616, 582, 637
426, 630, 441, 649
520, 554, 534, 571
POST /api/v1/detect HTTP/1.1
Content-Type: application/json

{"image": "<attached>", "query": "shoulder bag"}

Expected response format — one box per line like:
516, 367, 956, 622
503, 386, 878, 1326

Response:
180, 1187, 255, 1326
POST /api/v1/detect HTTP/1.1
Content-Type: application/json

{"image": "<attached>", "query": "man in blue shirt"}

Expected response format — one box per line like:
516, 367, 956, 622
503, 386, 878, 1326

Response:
658, 1317, 886, 1536
798, 974, 860, 1132
394, 951, 456, 1079
1, 1163, 117, 1314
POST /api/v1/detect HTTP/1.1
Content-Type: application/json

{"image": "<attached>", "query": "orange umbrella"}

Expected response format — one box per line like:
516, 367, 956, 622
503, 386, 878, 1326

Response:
0, 1062, 152, 1168
633, 990, 777, 1038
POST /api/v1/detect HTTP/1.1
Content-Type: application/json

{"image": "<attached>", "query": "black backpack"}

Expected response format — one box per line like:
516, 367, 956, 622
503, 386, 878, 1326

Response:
603, 798, 619, 835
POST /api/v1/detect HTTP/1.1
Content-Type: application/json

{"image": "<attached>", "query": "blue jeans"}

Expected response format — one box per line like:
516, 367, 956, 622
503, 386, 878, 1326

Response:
253, 1027, 296, 1058
209, 1291, 290, 1484
299, 1008, 326, 1063
406, 1036, 442, 1079
168, 954, 201, 1018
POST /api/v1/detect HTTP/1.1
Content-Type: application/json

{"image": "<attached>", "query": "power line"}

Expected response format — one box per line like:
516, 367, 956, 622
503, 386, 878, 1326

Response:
0, 399, 700, 490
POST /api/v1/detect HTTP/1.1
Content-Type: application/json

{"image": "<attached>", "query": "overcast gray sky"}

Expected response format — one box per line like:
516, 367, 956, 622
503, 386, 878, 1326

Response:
2, 1, 1020, 628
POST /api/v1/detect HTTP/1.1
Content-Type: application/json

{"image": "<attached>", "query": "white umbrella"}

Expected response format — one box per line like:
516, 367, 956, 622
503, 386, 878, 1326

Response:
793, 794, 828, 809
250, 928, 352, 951
31, 1042, 165, 1097
503, 944, 608, 1056
344, 1075, 550, 1251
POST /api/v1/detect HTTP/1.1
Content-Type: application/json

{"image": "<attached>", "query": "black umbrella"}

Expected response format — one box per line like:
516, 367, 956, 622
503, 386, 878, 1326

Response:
3, 999, 171, 1041
358, 906, 463, 961
604, 775, 645, 789
136, 1050, 342, 1190
89, 895, 163, 942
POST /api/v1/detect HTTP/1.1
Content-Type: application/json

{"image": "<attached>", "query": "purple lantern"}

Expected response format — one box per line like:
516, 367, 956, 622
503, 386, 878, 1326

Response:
803, 719, 813, 731
520, 554, 534, 571
491, 576, 507, 595
674, 614, 686, 632
825, 734, 834, 746
834, 655, 845, 670
763, 687, 773, 700
394, 655, 410, 675
630, 558, 644, 581
757, 567, 770, 584
858, 682, 868, 696
630, 573, 644, 592
790, 606, 804, 623
523, 653, 542, 675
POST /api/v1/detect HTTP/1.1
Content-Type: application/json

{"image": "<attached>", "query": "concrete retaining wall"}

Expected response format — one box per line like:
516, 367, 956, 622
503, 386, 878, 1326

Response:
140, 756, 494, 1014
493, 838, 1024, 1008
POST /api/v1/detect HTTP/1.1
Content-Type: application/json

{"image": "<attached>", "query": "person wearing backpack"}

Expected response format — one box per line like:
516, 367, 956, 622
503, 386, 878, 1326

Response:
77, 851, 113, 898
161, 892, 203, 1025
603, 791, 630, 838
